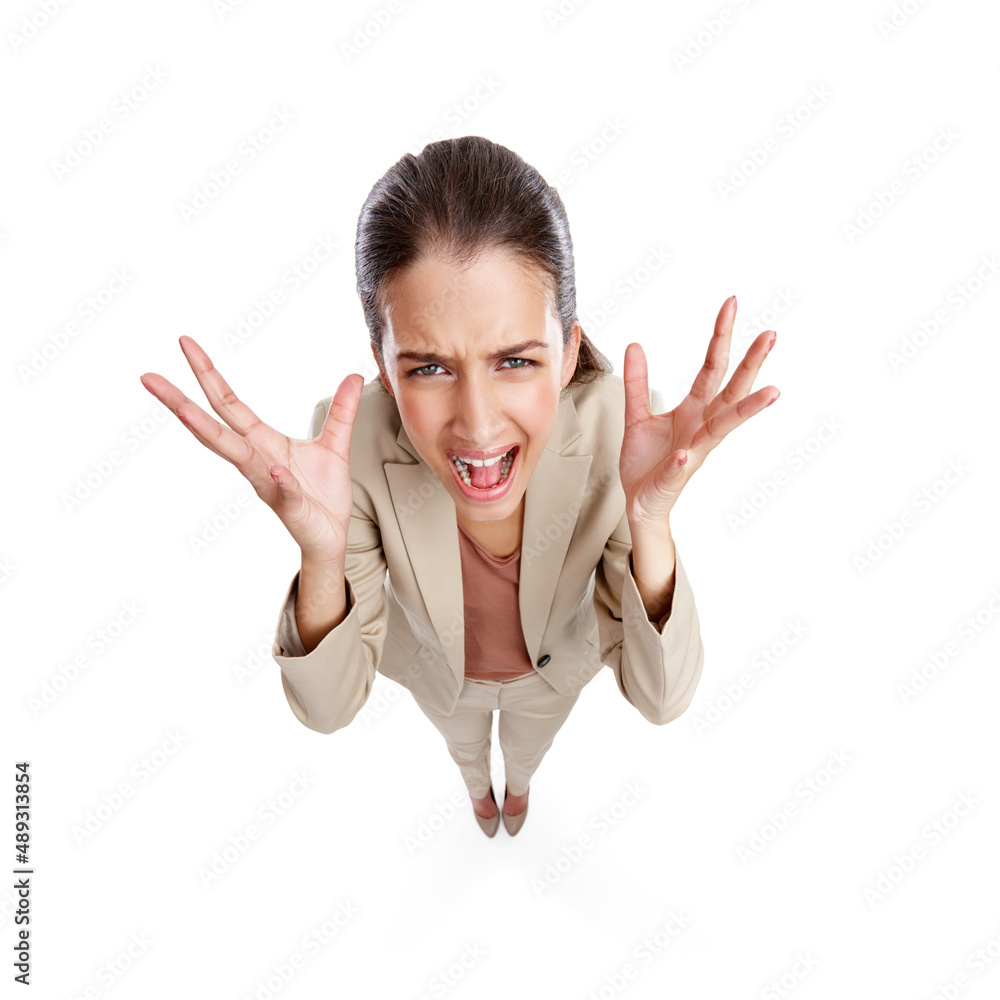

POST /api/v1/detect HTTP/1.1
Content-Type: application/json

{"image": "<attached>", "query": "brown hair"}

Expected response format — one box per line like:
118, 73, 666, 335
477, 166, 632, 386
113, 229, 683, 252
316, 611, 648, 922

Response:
355, 136, 614, 395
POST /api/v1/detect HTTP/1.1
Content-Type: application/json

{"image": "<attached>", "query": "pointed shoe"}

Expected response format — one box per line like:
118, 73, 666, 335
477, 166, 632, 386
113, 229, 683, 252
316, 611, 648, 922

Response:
473, 785, 500, 838
502, 783, 529, 837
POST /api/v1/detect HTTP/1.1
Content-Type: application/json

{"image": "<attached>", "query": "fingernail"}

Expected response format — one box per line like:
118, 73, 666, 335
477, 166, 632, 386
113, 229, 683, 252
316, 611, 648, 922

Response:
767, 332, 776, 352
766, 392, 779, 407
731, 295, 737, 309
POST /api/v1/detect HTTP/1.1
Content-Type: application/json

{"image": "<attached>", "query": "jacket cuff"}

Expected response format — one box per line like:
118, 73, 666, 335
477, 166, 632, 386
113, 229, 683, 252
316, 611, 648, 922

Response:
270, 570, 367, 734
622, 546, 692, 635
619, 543, 705, 724
275, 574, 308, 657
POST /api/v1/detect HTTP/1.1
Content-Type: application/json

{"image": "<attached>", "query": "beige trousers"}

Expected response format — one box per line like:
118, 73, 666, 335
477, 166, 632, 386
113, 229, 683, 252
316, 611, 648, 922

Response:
410, 670, 581, 799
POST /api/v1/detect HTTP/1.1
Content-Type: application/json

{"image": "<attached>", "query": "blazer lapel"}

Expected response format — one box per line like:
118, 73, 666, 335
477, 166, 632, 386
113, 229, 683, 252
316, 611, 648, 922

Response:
384, 389, 592, 687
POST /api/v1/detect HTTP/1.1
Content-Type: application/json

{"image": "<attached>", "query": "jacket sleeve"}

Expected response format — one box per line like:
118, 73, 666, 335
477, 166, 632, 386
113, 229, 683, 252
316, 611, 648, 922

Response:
270, 398, 390, 735
592, 511, 705, 725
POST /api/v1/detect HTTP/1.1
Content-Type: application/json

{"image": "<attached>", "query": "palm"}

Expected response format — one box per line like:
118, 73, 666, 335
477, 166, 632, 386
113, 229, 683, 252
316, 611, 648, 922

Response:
140, 335, 363, 559
620, 297, 779, 528
245, 420, 355, 554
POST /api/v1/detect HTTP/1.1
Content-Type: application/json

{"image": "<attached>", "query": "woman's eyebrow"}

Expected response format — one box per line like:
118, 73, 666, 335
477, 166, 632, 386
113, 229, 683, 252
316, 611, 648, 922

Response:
395, 339, 549, 365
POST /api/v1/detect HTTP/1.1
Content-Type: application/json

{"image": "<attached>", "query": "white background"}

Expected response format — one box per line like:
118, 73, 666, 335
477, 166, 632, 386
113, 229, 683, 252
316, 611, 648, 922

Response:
4, 0, 1000, 996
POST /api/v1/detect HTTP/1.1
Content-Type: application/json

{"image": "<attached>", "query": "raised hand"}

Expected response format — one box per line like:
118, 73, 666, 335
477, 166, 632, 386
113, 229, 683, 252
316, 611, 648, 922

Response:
140, 336, 364, 563
619, 295, 779, 531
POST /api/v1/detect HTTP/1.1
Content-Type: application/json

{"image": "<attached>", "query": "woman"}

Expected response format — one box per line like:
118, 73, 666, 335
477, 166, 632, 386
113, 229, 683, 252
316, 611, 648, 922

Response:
139, 136, 779, 838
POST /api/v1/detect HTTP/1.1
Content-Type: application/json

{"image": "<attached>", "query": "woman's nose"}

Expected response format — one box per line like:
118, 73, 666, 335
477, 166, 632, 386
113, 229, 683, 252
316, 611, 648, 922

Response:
452, 380, 504, 445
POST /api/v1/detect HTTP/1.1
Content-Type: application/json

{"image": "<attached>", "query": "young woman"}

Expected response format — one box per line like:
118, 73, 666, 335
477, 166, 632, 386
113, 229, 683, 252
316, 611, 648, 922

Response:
139, 136, 779, 838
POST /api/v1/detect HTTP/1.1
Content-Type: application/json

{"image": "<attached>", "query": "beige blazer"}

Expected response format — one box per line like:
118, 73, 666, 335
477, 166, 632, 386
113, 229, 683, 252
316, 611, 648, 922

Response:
271, 373, 705, 733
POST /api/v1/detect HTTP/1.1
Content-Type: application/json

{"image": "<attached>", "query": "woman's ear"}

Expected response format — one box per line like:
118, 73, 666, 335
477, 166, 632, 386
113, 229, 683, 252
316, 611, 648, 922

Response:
562, 320, 582, 388
370, 341, 394, 397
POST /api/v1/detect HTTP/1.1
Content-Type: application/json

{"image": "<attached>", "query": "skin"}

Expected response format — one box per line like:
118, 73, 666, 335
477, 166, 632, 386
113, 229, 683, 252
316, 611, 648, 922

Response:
370, 247, 580, 559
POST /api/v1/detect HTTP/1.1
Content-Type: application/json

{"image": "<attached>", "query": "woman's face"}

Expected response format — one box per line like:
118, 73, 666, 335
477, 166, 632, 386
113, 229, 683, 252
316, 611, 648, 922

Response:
372, 248, 580, 523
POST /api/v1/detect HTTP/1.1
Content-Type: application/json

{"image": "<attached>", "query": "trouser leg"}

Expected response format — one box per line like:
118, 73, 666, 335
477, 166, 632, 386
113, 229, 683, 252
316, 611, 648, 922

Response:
497, 673, 580, 797
410, 685, 497, 799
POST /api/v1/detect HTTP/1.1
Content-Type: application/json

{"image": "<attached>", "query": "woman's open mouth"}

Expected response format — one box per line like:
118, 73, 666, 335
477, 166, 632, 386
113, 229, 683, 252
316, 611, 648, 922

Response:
447, 446, 518, 501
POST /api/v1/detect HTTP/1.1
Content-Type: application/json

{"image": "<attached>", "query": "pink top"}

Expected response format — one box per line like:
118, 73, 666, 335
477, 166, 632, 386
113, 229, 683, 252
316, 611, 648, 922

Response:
455, 519, 536, 682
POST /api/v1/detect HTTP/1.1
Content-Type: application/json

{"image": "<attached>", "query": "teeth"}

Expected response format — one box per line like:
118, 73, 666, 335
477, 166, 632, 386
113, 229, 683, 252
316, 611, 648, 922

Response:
453, 452, 504, 467
450, 448, 515, 489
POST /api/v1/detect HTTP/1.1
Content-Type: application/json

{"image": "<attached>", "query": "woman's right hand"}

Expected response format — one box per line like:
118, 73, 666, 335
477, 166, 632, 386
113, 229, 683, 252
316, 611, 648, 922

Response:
140, 335, 364, 564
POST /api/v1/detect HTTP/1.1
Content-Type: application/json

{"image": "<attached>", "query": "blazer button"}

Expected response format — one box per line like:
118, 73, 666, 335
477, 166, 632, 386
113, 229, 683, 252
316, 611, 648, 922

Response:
536, 654, 551, 668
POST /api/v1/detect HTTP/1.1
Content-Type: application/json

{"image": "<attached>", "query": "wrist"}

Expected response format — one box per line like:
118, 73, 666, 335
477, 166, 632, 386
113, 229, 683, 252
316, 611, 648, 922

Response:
628, 513, 673, 545
300, 550, 346, 573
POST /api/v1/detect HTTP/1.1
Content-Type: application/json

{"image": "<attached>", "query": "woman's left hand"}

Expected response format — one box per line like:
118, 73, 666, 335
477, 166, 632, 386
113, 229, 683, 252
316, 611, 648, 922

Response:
619, 295, 780, 531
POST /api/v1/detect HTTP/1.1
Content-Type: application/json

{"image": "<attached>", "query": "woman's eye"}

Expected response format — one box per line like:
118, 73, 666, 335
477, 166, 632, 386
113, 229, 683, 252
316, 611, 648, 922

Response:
407, 358, 536, 378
